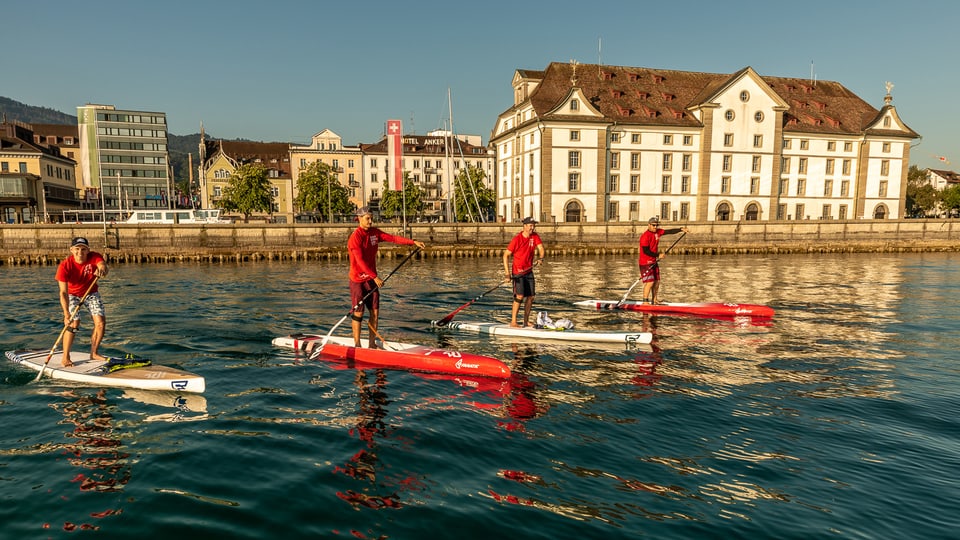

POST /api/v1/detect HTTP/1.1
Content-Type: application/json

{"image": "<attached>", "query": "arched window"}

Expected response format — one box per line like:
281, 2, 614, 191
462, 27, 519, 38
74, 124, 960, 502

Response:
514, 203, 521, 221
564, 201, 582, 222
745, 203, 759, 220
873, 204, 887, 219
716, 202, 731, 221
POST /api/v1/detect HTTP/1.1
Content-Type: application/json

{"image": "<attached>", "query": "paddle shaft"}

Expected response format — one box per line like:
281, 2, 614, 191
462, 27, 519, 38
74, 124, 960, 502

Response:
436, 279, 508, 326
310, 247, 420, 358
618, 231, 686, 305
35, 276, 100, 381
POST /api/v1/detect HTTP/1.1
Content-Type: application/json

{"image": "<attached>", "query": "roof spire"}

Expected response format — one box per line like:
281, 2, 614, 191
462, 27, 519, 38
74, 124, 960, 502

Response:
884, 81, 894, 105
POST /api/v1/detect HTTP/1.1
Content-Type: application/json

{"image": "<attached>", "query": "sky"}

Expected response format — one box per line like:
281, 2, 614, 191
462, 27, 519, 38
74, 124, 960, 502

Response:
3, 0, 956, 170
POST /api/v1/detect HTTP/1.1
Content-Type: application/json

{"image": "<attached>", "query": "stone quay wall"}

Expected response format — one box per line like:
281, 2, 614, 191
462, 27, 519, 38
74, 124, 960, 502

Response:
2, 220, 960, 266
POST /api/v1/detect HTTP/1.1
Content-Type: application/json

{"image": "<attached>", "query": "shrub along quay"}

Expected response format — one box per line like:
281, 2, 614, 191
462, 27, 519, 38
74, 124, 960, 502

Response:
2, 220, 960, 266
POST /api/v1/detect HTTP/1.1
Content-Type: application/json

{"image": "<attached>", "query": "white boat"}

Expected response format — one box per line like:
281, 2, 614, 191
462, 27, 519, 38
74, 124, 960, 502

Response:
60, 208, 229, 225
5, 349, 205, 393
431, 320, 652, 345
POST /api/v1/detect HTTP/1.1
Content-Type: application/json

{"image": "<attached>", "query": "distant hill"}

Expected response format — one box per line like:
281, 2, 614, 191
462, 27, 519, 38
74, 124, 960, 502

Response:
1, 96, 202, 183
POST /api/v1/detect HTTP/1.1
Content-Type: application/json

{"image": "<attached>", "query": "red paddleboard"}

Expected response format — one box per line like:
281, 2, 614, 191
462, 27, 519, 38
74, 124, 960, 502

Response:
573, 299, 775, 319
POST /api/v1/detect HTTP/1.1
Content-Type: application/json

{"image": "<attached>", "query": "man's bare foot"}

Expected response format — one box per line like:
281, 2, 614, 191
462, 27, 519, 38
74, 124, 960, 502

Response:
61, 357, 74, 368
509, 322, 520, 328
91, 353, 108, 362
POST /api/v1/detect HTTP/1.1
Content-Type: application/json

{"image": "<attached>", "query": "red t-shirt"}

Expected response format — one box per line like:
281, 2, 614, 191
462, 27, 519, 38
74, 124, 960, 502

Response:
55, 252, 104, 296
506, 232, 542, 276
638, 229, 665, 266
348, 226, 416, 283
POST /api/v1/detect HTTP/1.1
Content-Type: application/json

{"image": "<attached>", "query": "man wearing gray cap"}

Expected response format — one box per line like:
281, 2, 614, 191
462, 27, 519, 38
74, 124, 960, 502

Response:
55, 237, 110, 366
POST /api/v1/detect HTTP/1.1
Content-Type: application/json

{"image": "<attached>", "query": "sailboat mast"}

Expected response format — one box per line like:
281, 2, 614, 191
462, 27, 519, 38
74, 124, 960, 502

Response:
446, 87, 454, 223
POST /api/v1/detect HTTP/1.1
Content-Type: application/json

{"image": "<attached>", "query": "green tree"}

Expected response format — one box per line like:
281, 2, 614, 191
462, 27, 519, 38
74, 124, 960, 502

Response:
905, 165, 940, 217
216, 163, 273, 223
379, 172, 424, 221
452, 166, 496, 222
941, 184, 960, 217
294, 161, 352, 222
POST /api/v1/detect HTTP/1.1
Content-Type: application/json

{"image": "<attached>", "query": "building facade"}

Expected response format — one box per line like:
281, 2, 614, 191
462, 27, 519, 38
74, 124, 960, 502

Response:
359, 129, 495, 221
197, 133, 294, 221
77, 104, 174, 213
491, 62, 919, 223
0, 121, 80, 223
289, 129, 363, 214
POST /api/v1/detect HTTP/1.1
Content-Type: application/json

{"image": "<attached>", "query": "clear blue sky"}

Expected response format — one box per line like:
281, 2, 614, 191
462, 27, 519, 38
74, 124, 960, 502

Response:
3, 0, 956, 169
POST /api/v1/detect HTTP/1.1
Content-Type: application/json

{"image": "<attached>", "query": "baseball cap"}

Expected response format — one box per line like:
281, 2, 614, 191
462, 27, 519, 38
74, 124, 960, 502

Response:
71, 237, 89, 247
356, 206, 372, 217
522, 217, 538, 224
648, 216, 660, 224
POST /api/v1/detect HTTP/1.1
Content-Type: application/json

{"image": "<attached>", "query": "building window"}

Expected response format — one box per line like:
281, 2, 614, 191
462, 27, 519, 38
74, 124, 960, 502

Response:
882, 142, 890, 153
682, 154, 691, 171
724, 133, 734, 147
796, 203, 806, 219
753, 134, 763, 148
663, 134, 673, 145
777, 204, 787, 219
800, 140, 809, 150
681, 175, 690, 193
569, 151, 580, 167
631, 133, 641, 144
879, 180, 888, 197
569, 173, 580, 191
783, 139, 792, 150
19, 162, 27, 173
609, 174, 619, 192
661, 175, 671, 193
660, 202, 670, 219
752, 155, 761, 173
754, 111, 764, 122
680, 202, 689, 220
570, 99, 579, 111
370, 158, 377, 167
570, 130, 580, 141
881, 160, 889, 176
827, 141, 836, 151
629, 201, 639, 221
721, 176, 731, 193
797, 178, 806, 196
883, 116, 891, 128
683, 135, 692, 145
824, 179, 833, 196
822, 204, 831, 219
662, 154, 672, 170
608, 201, 619, 221
781, 157, 791, 173
841, 180, 849, 197
630, 175, 639, 192
723, 155, 732, 172
750, 177, 759, 194
610, 152, 620, 168
839, 205, 848, 219
630, 153, 640, 169
371, 173, 378, 184
799, 158, 807, 174
740, 90, 750, 102
826, 159, 835, 175
213, 186, 222, 197
611, 132, 620, 143
725, 110, 735, 121
844, 142, 853, 152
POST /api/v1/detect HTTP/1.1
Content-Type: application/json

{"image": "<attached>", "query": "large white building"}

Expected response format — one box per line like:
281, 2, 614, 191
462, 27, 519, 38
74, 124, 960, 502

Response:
77, 104, 173, 212
491, 62, 919, 223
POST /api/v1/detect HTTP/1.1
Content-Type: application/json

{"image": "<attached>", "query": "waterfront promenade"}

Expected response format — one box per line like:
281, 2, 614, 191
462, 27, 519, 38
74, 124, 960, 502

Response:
2, 219, 960, 265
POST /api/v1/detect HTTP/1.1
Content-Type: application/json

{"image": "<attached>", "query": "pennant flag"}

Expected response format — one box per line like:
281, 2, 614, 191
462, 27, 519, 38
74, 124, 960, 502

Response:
387, 119, 403, 191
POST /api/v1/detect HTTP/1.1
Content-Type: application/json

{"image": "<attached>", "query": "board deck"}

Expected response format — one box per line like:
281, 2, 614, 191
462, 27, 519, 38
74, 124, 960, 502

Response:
5, 349, 205, 393
431, 320, 653, 345
573, 300, 775, 319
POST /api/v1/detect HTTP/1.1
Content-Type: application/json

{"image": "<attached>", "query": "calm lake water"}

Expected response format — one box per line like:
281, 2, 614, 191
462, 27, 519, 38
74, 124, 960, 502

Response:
2, 251, 958, 539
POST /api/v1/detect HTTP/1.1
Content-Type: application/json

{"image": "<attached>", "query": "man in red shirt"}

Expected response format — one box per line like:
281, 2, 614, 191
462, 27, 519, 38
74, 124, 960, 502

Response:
348, 207, 425, 348
55, 237, 109, 366
503, 217, 545, 327
638, 217, 688, 304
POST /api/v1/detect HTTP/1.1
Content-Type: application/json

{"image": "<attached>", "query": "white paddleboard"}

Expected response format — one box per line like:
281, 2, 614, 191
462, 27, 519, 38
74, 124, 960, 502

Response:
5, 349, 205, 393
431, 320, 652, 345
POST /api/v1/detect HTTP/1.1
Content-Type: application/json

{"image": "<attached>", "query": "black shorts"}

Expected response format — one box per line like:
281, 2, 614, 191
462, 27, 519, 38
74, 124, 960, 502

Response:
512, 272, 536, 298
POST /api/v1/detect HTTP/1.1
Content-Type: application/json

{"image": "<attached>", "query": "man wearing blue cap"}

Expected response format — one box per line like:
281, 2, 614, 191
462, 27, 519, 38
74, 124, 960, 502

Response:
55, 237, 109, 366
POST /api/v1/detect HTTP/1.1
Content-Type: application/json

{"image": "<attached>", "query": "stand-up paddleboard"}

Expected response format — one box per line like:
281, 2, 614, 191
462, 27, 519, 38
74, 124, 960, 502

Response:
573, 300, 775, 319
431, 320, 653, 345
272, 333, 511, 379
5, 350, 205, 393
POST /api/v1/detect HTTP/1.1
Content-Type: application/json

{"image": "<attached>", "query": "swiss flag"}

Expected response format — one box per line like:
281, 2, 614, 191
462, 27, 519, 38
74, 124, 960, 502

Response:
387, 120, 403, 191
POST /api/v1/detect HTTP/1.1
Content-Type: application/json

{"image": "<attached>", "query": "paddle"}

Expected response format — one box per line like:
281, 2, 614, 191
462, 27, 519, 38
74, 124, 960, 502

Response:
35, 276, 100, 382
617, 231, 686, 306
309, 247, 421, 360
435, 279, 509, 327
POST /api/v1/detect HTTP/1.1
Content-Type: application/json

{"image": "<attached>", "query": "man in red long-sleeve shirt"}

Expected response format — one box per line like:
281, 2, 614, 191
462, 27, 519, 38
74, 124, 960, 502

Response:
348, 207, 425, 348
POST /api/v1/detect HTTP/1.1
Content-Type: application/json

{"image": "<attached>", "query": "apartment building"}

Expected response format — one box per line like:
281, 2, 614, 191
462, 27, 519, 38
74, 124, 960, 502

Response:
289, 129, 363, 211
491, 62, 918, 223
0, 120, 79, 223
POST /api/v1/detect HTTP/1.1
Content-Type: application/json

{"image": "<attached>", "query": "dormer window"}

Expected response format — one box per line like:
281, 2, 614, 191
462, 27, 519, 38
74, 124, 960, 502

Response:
740, 90, 750, 102
883, 116, 891, 128
570, 99, 579, 111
